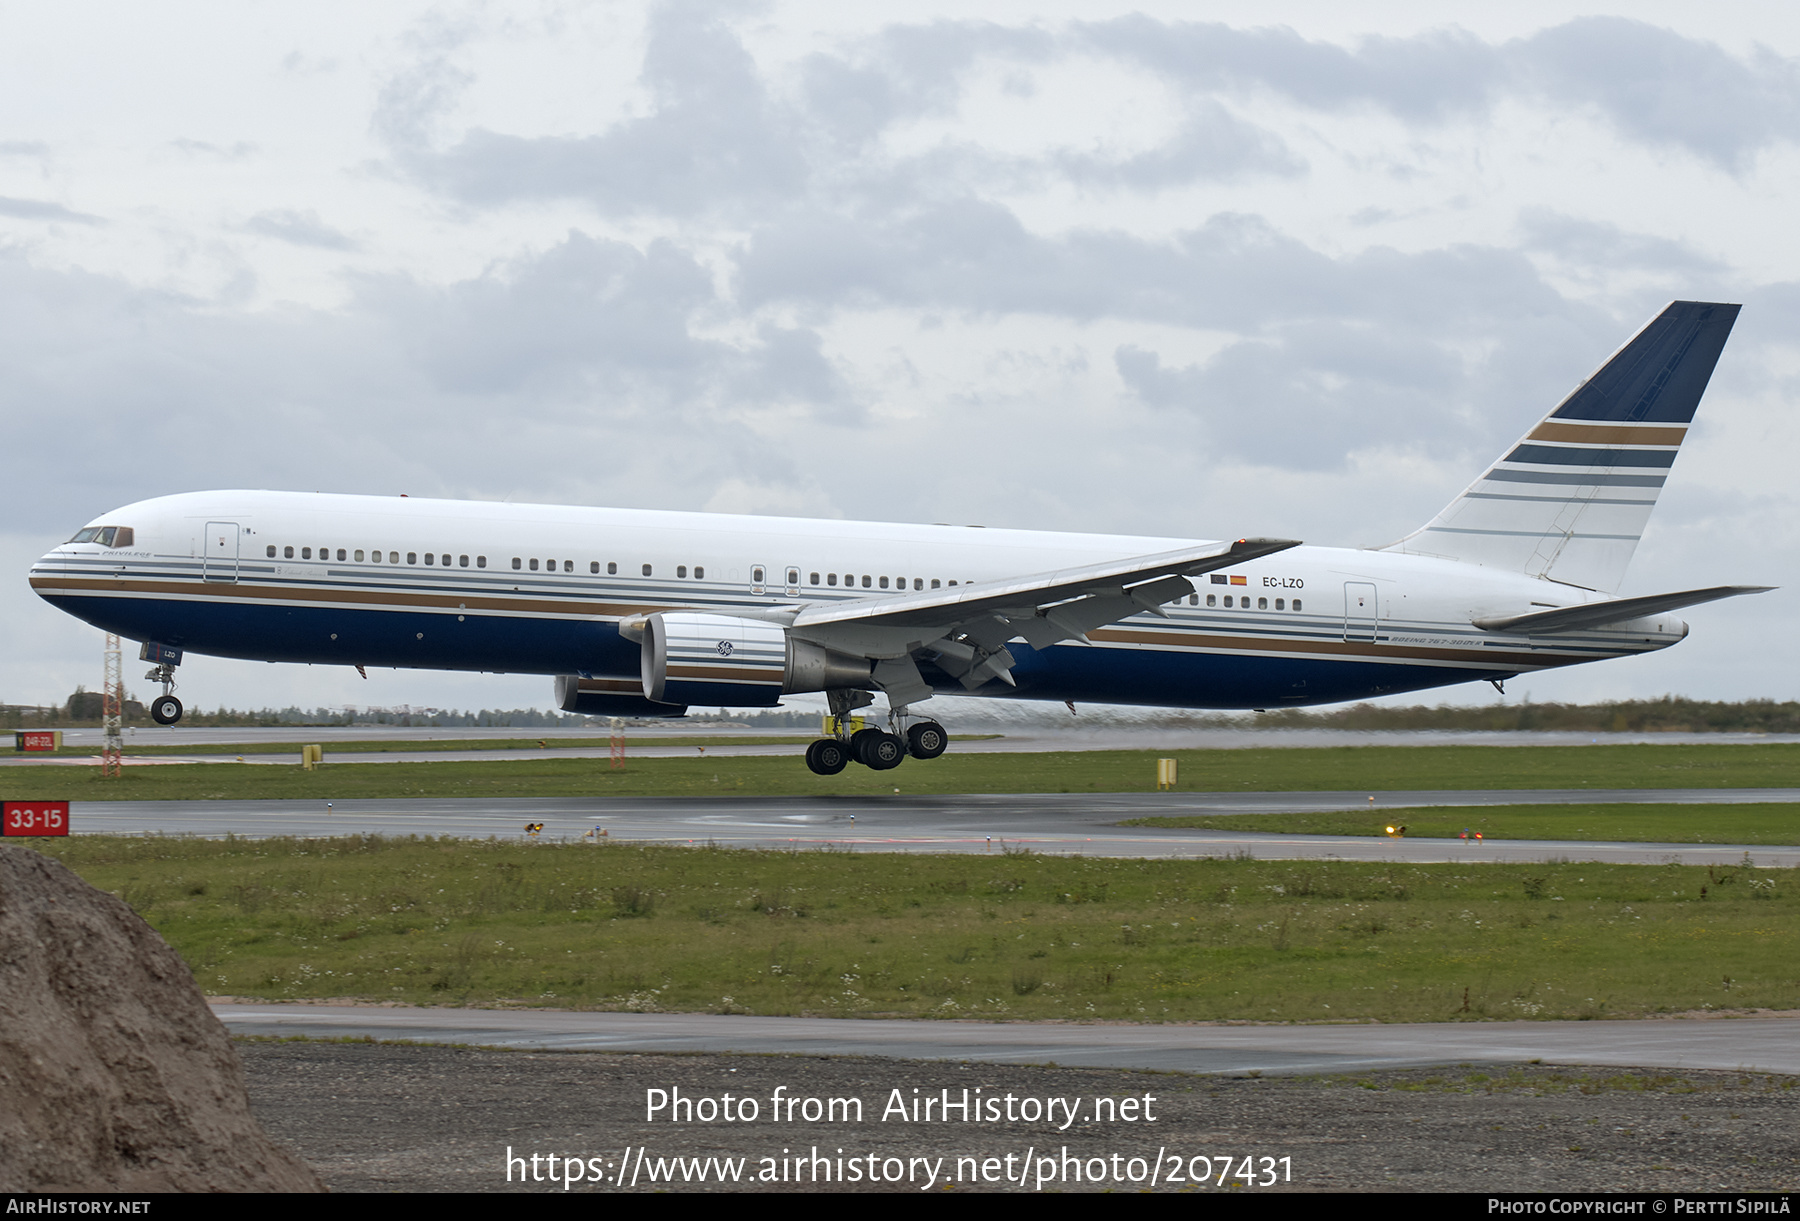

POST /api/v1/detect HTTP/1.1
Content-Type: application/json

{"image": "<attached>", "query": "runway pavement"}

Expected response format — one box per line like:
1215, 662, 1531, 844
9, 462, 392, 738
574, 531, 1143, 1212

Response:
214, 1003, 1800, 1077
56, 792, 1800, 865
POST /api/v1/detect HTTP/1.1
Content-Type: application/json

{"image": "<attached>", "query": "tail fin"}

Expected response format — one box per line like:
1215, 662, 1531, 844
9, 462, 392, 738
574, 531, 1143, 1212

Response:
1382, 300, 1739, 592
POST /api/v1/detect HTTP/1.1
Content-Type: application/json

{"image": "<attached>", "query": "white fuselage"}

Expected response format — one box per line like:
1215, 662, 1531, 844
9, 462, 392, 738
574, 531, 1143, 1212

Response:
31, 489, 1686, 711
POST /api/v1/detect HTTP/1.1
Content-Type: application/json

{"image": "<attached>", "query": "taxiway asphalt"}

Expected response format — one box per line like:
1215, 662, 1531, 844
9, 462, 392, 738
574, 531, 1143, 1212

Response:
55, 792, 1800, 865
214, 1003, 1800, 1077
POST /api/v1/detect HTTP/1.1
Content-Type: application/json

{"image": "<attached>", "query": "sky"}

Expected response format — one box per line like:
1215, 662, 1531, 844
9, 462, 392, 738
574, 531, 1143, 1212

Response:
3, 1, 1797, 717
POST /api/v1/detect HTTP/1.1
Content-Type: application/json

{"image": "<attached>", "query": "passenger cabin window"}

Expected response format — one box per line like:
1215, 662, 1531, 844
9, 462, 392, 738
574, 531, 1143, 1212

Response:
752, 566, 764, 583
642, 564, 652, 576
810, 572, 820, 584
677, 566, 687, 578
512, 557, 522, 570
694, 566, 704, 579
827, 573, 837, 586
284, 546, 295, 558
476, 556, 486, 568
459, 555, 469, 567
355, 550, 365, 562
407, 552, 417, 564
1206, 594, 1216, 607
337, 549, 346, 561
266, 545, 276, 557
1275, 598, 1285, 610
1292, 599, 1303, 611
879, 576, 889, 589
529, 559, 539, 571
1258, 597, 1268, 609
590, 562, 599, 574
371, 550, 382, 563
862, 575, 872, 588
425, 553, 434, 565
562, 560, 572, 573
389, 552, 398, 564
607, 562, 617, 575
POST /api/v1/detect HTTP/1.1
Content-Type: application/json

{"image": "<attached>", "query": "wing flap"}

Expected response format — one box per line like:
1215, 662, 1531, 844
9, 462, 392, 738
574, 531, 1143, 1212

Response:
792, 537, 1300, 633
787, 536, 1300, 696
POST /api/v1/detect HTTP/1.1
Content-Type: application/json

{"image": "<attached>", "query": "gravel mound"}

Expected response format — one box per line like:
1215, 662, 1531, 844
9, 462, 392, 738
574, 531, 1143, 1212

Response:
0, 845, 324, 1192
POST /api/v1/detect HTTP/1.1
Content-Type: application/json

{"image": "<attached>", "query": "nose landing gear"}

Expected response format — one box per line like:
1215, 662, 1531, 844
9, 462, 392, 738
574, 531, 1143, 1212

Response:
142, 646, 184, 725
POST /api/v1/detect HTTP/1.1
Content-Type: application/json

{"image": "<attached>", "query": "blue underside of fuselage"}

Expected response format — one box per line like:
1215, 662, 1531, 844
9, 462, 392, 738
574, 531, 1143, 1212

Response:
46, 594, 1514, 710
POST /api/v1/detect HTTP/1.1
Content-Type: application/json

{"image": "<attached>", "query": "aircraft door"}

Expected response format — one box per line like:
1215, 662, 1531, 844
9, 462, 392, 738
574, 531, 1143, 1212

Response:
1343, 582, 1377, 642
204, 521, 240, 583
750, 565, 766, 595
785, 566, 800, 597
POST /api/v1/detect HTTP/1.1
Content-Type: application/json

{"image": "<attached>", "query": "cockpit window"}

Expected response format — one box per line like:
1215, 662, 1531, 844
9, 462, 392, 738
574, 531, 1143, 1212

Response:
67, 526, 133, 547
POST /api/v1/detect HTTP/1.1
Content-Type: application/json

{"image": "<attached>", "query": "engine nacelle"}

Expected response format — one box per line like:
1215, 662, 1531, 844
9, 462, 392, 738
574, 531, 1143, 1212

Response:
638, 613, 872, 707
553, 675, 687, 718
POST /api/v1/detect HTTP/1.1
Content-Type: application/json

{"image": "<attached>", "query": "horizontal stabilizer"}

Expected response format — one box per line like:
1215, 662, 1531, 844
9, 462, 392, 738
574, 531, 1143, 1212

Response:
1473, 585, 1772, 634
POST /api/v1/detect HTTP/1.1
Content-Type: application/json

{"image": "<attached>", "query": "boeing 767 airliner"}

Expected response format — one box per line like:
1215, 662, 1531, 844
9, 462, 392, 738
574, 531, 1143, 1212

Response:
30, 301, 1769, 774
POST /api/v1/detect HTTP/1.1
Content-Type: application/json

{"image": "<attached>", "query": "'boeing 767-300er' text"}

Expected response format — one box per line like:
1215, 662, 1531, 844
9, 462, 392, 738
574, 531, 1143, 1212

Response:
32, 301, 1771, 774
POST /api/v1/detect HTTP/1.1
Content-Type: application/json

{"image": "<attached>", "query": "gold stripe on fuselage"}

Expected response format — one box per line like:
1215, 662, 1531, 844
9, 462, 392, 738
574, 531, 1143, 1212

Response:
29, 574, 670, 621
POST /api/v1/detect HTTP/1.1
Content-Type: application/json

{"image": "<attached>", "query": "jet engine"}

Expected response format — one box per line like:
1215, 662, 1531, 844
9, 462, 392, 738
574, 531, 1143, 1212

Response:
636, 612, 872, 706
553, 675, 688, 718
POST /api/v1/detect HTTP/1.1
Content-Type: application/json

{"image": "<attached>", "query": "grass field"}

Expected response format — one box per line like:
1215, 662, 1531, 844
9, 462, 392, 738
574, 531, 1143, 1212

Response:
30, 834, 1795, 1024
1124, 803, 1800, 846
7, 742, 1800, 803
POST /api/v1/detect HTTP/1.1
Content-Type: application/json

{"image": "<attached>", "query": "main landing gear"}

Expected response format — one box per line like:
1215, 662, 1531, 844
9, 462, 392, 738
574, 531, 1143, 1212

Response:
804, 693, 947, 775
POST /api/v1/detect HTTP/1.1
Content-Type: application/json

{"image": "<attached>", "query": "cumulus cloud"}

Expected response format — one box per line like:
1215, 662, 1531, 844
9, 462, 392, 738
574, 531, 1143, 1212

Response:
392, 4, 806, 217
1081, 16, 1800, 172
0, 232, 856, 535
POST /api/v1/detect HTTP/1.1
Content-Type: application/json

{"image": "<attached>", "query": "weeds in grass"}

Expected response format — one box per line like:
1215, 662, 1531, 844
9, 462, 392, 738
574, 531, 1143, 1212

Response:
611, 886, 656, 918
30, 835, 1800, 1023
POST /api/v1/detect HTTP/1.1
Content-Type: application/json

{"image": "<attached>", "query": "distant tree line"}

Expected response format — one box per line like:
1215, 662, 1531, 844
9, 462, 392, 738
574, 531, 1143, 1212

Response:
1241, 696, 1800, 734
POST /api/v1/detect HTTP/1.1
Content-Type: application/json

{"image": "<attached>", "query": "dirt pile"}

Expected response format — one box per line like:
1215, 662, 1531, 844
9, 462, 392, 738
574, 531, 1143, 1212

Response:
0, 845, 324, 1191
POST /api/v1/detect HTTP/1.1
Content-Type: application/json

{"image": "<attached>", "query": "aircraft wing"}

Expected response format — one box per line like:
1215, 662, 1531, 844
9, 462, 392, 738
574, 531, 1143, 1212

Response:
784, 537, 1301, 702
1473, 585, 1772, 634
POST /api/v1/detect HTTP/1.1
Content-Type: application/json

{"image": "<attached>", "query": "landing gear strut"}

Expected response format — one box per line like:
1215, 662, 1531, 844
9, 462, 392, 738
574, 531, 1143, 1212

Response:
803, 689, 948, 775
145, 661, 183, 725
